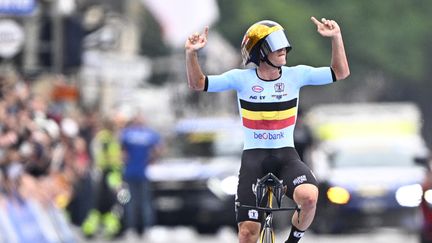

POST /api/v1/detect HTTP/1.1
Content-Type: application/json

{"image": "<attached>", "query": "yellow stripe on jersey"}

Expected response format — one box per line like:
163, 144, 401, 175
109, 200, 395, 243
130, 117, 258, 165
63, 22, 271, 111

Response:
241, 107, 297, 121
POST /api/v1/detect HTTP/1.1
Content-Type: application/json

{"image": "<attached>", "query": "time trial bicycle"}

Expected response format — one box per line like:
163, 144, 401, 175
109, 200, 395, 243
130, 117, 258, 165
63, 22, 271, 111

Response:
240, 172, 301, 243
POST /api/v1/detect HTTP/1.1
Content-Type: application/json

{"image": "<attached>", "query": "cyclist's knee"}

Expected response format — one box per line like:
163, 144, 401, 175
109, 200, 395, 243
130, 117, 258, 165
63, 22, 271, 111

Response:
238, 221, 260, 242
293, 184, 318, 210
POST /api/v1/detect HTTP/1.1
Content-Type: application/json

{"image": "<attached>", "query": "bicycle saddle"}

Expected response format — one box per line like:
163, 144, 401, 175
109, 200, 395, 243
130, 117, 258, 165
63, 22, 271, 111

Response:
253, 173, 286, 208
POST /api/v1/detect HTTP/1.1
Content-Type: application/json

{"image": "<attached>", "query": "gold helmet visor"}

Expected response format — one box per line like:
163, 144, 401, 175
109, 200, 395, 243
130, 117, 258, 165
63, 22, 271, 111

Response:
244, 25, 283, 53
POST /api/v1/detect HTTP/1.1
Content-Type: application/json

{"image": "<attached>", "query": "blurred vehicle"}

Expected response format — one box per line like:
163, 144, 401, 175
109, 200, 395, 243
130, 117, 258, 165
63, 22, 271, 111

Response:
303, 102, 429, 233
308, 137, 427, 233
419, 158, 432, 243
147, 117, 243, 234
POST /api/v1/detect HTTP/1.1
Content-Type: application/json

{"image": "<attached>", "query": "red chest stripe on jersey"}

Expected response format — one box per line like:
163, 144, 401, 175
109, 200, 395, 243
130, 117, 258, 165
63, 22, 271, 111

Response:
242, 116, 296, 130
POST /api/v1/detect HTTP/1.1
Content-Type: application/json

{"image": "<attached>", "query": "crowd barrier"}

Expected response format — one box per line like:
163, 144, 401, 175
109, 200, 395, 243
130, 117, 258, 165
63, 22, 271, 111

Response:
0, 196, 77, 243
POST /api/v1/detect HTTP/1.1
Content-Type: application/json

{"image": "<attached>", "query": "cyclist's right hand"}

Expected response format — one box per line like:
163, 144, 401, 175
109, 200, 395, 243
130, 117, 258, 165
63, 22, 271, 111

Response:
185, 26, 209, 52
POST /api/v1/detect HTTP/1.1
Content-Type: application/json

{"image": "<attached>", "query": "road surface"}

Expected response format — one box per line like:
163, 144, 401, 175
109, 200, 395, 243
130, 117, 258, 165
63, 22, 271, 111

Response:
78, 226, 418, 243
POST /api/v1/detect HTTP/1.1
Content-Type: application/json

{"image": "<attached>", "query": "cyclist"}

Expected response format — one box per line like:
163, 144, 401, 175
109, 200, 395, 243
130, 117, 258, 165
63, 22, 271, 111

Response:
185, 17, 349, 243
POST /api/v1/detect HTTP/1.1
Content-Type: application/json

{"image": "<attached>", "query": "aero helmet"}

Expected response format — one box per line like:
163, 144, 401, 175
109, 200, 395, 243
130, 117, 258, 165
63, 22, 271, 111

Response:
240, 20, 292, 66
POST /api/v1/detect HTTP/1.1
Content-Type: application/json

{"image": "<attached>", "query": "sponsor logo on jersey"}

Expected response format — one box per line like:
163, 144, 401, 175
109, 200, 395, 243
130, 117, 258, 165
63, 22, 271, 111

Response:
293, 231, 305, 238
274, 83, 285, 92
249, 95, 266, 100
252, 85, 264, 93
272, 93, 287, 100
248, 209, 259, 220
293, 175, 307, 185
253, 131, 285, 140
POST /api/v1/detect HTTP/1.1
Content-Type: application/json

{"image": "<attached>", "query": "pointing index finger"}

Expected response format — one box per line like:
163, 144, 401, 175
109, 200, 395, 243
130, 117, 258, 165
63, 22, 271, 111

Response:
204, 26, 209, 38
310, 16, 321, 26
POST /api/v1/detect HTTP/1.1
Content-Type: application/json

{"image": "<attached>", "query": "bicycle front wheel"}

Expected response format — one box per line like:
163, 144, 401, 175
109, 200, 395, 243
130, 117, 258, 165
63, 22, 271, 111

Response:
259, 227, 275, 243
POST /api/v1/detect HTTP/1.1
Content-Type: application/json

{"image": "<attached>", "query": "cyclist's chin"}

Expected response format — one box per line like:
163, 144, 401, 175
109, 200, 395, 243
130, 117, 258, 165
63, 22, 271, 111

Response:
273, 57, 286, 66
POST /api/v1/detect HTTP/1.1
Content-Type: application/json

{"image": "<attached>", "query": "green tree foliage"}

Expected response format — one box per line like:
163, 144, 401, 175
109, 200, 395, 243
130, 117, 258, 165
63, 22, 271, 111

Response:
216, 0, 431, 84
139, 8, 172, 57
138, 8, 172, 85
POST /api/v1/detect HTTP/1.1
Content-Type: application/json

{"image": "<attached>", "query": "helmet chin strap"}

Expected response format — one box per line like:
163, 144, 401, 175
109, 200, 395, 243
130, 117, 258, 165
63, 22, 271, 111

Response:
262, 55, 282, 69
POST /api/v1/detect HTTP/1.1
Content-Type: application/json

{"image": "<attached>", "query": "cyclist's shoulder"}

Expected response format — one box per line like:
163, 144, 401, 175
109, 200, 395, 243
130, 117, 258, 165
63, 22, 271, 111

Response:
282, 65, 313, 72
221, 68, 255, 76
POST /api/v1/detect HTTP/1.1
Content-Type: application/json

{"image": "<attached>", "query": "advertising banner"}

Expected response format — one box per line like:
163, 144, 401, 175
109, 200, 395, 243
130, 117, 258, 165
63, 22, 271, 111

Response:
0, 0, 35, 15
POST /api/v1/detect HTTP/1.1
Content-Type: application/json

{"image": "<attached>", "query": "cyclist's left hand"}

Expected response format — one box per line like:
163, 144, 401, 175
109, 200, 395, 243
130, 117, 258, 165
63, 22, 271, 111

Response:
311, 16, 341, 37
185, 26, 209, 52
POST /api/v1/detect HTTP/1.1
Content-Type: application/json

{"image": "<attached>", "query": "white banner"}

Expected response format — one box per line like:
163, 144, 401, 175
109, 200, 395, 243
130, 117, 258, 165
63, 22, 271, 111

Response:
141, 0, 219, 48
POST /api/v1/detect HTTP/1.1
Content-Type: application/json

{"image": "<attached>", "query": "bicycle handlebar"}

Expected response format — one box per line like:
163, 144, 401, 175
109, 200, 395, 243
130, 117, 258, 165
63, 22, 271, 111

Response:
239, 204, 300, 213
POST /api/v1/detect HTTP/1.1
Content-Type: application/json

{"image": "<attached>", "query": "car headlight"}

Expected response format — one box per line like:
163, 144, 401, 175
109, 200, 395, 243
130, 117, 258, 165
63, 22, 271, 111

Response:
220, 176, 238, 195
327, 186, 350, 204
395, 184, 422, 207
207, 176, 238, 199
425, 189, 432, 205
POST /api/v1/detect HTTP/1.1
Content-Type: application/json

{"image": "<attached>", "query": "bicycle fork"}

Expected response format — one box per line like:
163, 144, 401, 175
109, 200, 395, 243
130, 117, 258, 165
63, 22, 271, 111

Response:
260, 213, 275, 243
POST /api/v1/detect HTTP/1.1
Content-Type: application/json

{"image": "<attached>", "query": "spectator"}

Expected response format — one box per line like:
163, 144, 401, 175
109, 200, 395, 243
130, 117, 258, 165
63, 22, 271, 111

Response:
66, 135, 93, 226
82, 118, 124, 239
120, 113, 162, 236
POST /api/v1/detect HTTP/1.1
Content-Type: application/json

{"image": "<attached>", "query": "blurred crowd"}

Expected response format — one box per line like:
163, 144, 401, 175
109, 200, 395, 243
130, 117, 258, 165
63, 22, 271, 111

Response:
0, 72, 161, 242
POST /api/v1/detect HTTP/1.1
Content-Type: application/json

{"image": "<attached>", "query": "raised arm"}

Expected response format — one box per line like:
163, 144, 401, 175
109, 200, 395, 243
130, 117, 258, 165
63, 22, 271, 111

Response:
185, 26, 209, 91
311, 17, 350, 81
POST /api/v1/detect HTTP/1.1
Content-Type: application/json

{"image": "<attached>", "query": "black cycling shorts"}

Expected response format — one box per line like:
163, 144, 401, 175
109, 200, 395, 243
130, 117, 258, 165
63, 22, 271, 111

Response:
235, 147, 318, 223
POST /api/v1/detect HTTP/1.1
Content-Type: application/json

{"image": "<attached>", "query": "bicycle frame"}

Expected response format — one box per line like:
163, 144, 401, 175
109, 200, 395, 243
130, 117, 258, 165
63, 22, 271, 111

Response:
261, 187, 275, 243
239, 173, 300, 243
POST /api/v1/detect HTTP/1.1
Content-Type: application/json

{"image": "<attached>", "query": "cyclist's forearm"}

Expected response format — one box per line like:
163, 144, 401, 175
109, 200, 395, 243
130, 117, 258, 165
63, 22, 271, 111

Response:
186, 49, 206, 91
330, 34, 350, 81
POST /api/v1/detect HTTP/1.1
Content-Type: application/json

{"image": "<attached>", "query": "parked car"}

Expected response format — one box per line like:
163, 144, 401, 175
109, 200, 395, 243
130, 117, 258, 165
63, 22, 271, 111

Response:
302, 102, 430, 234
419, 158, 432, 243
147, 117, 243, 234
308, 137, 428, 234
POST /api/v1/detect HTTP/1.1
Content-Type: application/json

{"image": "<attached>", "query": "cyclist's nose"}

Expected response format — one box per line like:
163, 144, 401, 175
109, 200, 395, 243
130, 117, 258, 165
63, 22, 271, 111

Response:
276, 48, 286, 54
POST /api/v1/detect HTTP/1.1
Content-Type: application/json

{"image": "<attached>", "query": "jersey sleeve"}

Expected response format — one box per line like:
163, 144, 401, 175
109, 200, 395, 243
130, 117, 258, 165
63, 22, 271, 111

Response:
295, 65, 335, 88
205, 69, 240, 92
